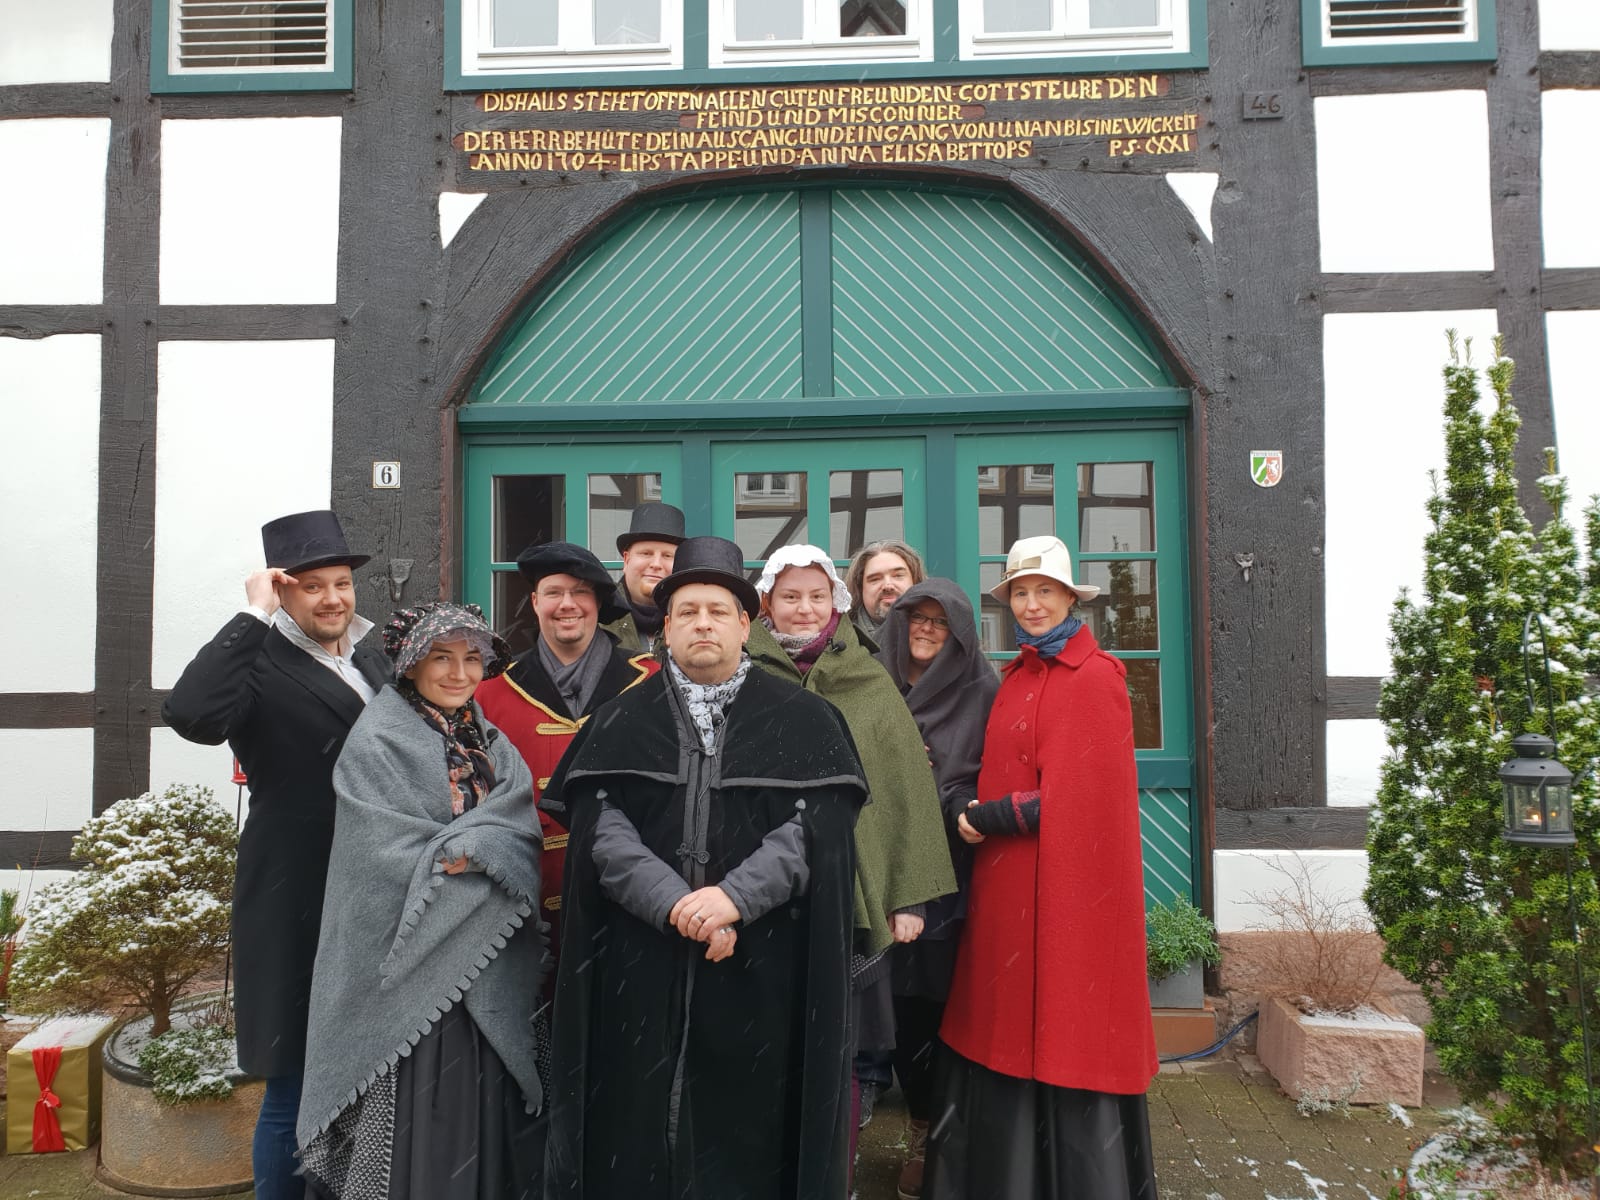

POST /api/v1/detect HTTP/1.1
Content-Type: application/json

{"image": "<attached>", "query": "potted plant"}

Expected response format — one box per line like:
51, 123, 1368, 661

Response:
1250, 859, 1424, 1107
1146, 894, 1220, 1009
8, 784, 260, 1194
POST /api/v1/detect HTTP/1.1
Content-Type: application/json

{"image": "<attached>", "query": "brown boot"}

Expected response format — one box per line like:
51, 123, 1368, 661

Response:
897, 1118, 928, 1200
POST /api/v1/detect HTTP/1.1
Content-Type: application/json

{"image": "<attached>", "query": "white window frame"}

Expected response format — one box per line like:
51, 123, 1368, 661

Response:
460, 0, 683, 78
958, 0, 1188, 60
1318, 0, 1477, 51
709, 0, 934, 68
165, 0, 339, 79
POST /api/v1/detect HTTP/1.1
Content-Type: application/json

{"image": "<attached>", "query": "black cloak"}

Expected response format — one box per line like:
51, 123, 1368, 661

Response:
541, 667, 865, 1200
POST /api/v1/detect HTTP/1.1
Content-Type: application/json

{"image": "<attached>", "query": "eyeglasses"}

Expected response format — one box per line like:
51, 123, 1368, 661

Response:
907, 613, 951, 631
536, 586, 596, 603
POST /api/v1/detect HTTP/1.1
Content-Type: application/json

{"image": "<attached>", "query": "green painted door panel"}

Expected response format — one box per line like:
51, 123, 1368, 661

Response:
473, 192, 804, 406
830, 188, 1174, 397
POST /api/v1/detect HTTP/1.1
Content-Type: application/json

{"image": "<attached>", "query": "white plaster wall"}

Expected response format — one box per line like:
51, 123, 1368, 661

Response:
0, 730, 94, 832
1163, 173, 1217, 242
150, 341, 335, 688
1541, 91, 1600, 269
440, 192, 488, 248
1213, 849, 1371, 934
0, 0, 113, 84
148, 728, 249, 826
0, 336, 101, 693
1541, 0, 1600, 48
1314, 92, 1493, 273
1323, 310, 1501, 677
1546, 311, 1600, 518
0, 119, 109, 304
1327, 719, 1387, 808
160, 118, 343, 304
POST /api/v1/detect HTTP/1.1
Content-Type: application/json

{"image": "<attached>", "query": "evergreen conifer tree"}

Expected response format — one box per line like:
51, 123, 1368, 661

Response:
1365, 335, 1600, 1170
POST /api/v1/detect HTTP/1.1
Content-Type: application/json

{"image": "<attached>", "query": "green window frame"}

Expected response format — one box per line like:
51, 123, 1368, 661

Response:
445, 0, 1207, 90
1300, 0, 1496, 67
151, 0, 355, 94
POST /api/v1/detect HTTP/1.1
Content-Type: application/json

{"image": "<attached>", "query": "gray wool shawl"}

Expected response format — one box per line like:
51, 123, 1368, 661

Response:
296, 685, 544, 1149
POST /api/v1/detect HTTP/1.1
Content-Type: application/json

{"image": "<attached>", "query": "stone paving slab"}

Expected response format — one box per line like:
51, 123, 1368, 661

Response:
0, 1057, 1451, 1200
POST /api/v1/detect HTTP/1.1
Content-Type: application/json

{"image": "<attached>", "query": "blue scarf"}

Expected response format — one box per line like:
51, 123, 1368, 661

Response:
1016, 615, 1082, 660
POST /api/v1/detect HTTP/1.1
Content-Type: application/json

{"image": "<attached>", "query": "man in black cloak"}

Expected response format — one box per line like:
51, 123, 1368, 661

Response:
542, 536, 865, 1200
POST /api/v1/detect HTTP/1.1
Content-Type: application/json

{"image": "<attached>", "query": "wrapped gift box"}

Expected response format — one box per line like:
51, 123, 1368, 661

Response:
6, 1013, 116, 1153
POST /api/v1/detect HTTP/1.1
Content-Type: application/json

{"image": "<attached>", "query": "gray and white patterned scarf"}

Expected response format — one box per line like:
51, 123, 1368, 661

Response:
666, 654, 751, 749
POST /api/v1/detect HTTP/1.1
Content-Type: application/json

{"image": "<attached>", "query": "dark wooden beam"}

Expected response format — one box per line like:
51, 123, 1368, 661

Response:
1306, 63, 1488, 98
0, 306, 104, 338
0, 694, 96, 728
93, 1, 162, 814
1327, 676, 1382, 719
157, 92, 350, 118
1538, 51, 1600, 90
1317, 273, 1500, 312
1541, 268, 1600, 311
1215, 806, 1370, 850
0, 83, 112, 117
158, 306, 343, 339
0, 831, 82, 870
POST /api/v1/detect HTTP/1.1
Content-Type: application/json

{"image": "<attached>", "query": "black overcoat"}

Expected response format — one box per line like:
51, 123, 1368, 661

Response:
161, 613, 390, 1078
541, 668, 864, 1200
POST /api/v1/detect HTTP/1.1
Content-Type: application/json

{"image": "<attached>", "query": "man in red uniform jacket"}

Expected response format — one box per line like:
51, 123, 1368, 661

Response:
476, 541, 656, 971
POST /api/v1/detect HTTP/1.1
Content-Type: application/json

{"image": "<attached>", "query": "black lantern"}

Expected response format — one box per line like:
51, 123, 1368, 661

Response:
1499, 732, 1575, 846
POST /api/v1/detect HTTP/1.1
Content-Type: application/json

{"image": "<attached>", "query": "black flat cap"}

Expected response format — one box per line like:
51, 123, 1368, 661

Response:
515, 541, 626, 623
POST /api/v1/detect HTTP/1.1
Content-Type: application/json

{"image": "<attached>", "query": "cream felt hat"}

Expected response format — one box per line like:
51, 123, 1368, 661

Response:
988, 535, 1101, 602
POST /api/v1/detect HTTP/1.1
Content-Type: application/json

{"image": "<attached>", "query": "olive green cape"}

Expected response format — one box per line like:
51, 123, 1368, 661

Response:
747, 619, 956, 955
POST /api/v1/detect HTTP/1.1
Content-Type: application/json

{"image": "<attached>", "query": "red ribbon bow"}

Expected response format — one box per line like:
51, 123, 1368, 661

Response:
31, 1045, 66, 1153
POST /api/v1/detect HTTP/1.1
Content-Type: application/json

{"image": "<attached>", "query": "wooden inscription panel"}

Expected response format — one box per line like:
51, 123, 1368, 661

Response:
455, 75, 1201, 177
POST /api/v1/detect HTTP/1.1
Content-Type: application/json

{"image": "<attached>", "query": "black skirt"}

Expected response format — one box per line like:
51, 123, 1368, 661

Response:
389, 1003, 543, 1200
924, 1045, 1159, 1200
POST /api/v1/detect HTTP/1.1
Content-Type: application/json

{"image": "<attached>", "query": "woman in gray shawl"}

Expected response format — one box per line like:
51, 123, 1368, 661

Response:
298, 602, 545, 1200
875, 578, 999, 1200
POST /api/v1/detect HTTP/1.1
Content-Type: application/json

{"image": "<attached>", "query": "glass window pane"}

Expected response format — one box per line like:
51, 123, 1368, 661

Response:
839, 0, 907, 37
979, 561, 1018, 654
735, 472, 808, 562
983, 0, 1051, 33
829, 469, 904, 559
494, 474, 564, 562
588, 473, 661, 558
1123, 659, 1162, 749
1078, 461, 1153, 553
1089, 0, 1159, 26
494, 0, 558, 46
596, 0, 661, 44
1076, 560, 1158, 651
978, 465, 1054, 557
735, 0, 802, 40
492, 570, 540, 659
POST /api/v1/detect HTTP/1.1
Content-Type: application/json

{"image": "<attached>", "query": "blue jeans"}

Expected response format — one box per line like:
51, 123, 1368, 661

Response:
253, 1072, 304, 1200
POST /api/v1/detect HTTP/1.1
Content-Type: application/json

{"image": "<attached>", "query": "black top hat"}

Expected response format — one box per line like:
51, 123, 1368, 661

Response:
616, 501, 687, 553
653, 537, 760, 618
515, 541, 626, 623
261, 510, 371, 575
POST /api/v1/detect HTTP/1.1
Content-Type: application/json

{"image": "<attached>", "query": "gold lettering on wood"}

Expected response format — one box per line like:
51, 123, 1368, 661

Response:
464, 76, 1196, 175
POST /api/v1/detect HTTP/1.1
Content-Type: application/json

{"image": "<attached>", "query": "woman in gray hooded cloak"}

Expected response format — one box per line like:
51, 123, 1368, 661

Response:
875, 578, 1000, 1200
298, 602, 546, 1200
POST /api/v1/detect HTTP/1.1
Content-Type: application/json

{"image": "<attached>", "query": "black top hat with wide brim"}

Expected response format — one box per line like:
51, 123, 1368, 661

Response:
653, 536, 760, 618
261, 510, 371, 575
616, 501, 688, 553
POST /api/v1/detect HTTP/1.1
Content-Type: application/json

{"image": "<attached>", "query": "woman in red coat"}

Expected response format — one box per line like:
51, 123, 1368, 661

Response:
928, 535, 1159, 1200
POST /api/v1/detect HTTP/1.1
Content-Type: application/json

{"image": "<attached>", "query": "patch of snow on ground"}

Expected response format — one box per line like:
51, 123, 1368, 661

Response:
1299, 1005, 1419, 1029
1387, 1101, 1414, 1127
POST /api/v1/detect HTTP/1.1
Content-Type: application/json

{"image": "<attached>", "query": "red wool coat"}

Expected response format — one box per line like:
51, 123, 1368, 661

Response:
940, 629, 1159, 1095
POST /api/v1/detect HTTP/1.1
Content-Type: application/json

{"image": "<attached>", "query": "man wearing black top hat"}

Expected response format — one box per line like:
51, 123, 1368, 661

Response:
542, 537, 865, 1200
162, 510, 390, 1200
475, 541, 657, 976
602, 500, 687, 652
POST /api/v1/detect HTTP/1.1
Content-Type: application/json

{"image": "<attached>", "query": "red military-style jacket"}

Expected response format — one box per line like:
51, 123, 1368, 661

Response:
941, 629, 1159, 1095
476, 634, 657, 975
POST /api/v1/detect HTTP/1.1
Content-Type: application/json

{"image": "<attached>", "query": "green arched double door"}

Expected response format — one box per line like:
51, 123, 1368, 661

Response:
460, 185, 1197, 907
